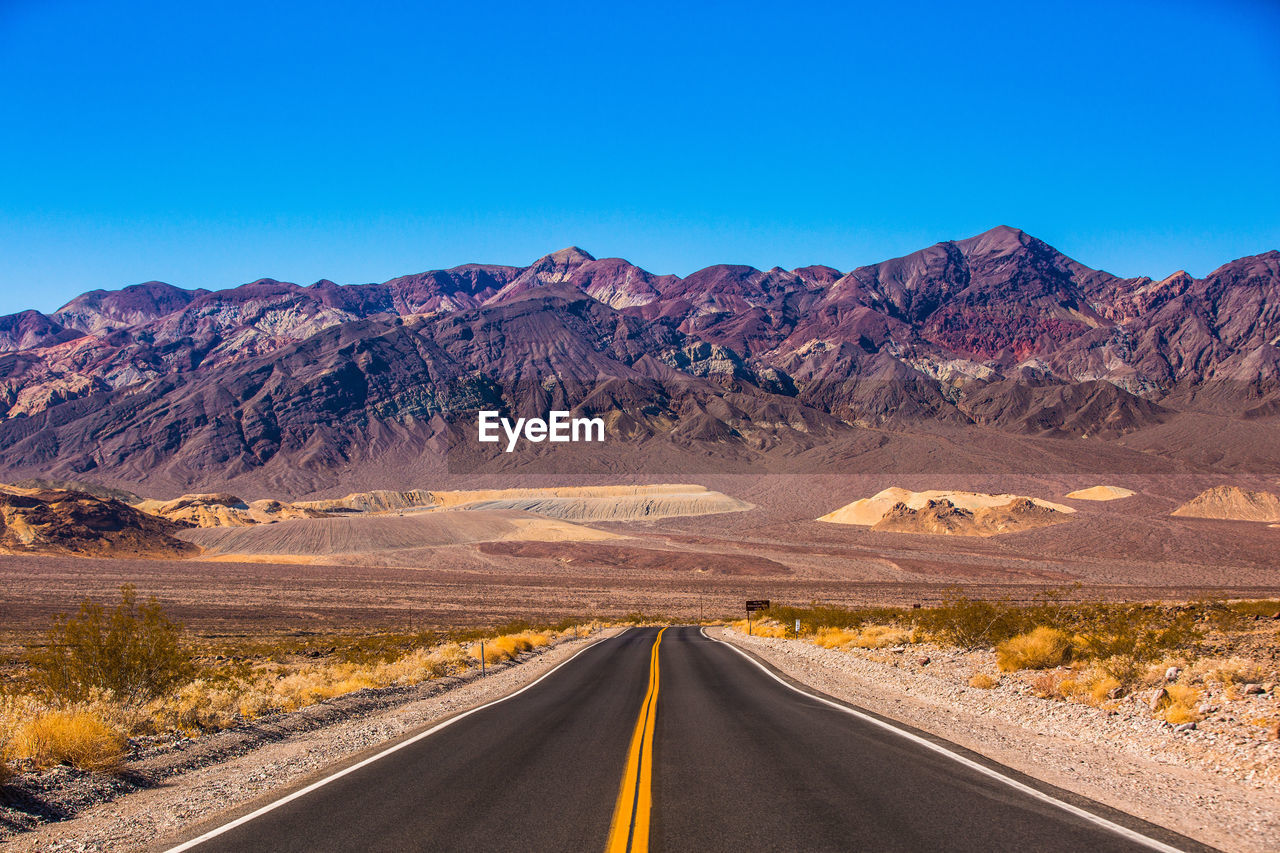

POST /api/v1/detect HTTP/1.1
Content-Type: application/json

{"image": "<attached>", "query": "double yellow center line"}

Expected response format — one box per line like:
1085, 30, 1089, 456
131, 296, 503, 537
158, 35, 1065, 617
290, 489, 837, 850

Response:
605, 627, 666, 853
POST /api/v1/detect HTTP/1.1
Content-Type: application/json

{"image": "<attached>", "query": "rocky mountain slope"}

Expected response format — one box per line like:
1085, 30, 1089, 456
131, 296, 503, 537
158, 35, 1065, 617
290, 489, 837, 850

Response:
1, 226, 1277, 493
0, 487, 196, 557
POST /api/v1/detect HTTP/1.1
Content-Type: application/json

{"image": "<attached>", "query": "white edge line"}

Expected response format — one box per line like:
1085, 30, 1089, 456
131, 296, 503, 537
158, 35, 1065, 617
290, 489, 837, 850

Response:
163, 628, 633, 852
701, 627, 1188, 853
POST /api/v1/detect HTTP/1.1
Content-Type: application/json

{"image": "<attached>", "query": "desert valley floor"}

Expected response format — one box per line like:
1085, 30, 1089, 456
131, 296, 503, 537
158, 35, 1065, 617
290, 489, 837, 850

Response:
3, 473, 1278, 634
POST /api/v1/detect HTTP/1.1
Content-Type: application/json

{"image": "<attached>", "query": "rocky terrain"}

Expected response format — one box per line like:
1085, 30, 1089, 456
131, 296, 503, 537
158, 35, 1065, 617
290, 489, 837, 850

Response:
0, 487, 195, 558
0, 227, 1277, 495
869, 496, 1069, 537
818, 486, 1075, 536
135, 493, 331, 527
1172, 485, 1280, 522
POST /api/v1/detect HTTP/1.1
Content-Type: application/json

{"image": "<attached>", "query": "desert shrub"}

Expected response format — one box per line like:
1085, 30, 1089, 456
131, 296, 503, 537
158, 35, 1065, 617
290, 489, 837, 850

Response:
996, 627, 1072, 671
469, 631, 554, 665
1191, 657, 1264, 686
766, 604, 906, 634
0, 697, 14, 783
969, 673, 998, 689
1096, 654, 1141, 685
812, 627, 858, 649
916, 597, 1025, 648
730, 619, 788, 638
27, 584, 192, 705
1228, 599, 1280, 618
812, 625, 910, 650
12, 709, 126, 771
1030, 671, 1067, 699
1157, 684, 1202, 724
237, 690, 276, 720
856, 625, 911, 648
151, 681, 242, 734
1070, 605, 1201, 676
1087, 672, 1123, 705
372, 643, 468, 685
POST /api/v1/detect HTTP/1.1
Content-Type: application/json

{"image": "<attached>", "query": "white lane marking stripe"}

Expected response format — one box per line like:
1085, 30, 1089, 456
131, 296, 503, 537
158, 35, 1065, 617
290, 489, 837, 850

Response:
701, 627, 1187, 853
164, 628, 633, 852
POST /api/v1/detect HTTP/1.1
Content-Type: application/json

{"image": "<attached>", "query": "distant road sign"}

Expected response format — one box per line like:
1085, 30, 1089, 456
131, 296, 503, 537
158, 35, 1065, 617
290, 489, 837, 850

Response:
745, 600, 770, 611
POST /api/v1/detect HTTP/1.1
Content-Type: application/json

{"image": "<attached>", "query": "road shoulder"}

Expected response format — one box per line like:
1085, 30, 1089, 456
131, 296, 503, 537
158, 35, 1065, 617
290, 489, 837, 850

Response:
710, 627, 1277, 853
2, 629, 621, 853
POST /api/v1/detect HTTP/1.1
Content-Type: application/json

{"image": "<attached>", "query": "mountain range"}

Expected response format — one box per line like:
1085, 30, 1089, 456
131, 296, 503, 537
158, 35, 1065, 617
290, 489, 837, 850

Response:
2, 226, 1277, 494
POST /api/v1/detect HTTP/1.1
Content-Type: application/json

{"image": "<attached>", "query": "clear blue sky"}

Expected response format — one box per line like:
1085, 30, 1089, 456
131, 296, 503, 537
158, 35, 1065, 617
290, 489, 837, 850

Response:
2, 0, 1278, 316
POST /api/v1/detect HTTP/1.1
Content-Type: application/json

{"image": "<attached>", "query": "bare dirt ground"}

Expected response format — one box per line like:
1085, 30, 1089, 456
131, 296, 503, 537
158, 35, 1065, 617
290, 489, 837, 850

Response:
0, 629, 620, 852
714, 626, 1280, 853
3, 549, 1278, 639
3, 474, 1278, 849
7, 474, 1278, 634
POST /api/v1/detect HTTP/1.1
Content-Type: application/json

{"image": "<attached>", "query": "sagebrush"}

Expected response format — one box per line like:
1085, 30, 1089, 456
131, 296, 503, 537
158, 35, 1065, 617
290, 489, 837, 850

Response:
26, 584, 192, 705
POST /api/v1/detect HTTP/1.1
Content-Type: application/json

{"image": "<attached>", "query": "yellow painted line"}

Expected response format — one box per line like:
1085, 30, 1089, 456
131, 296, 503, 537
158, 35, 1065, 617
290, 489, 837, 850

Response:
605, 627, 666, 853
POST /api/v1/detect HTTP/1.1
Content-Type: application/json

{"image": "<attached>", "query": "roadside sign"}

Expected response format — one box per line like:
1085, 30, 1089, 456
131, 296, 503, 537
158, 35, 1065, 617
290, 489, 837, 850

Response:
746, 600, 770, 611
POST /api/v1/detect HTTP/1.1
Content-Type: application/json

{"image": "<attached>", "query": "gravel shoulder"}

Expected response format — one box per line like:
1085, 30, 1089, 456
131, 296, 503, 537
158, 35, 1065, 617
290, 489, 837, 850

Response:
711, 626, 1279, 853
0, 628, 621, 853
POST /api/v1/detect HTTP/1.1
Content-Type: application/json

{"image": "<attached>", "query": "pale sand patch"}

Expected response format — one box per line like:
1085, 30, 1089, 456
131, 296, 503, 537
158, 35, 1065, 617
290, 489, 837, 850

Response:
1065, 485, 1137, 501
435, 484, 752, 521
177, 509, 619, 559
298, 484, 752, 523
294, 489, 436, 514
818, 487, 1075, 526
496, 517, 623, 542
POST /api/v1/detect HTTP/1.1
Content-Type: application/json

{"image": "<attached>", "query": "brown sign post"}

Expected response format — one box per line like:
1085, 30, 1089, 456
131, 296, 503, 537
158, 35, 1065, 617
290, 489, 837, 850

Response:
745, 599, 770, 635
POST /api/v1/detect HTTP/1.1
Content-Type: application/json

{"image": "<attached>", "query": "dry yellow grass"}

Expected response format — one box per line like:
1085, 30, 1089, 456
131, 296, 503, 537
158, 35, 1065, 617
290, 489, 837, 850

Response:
1087, 673, 1123, 705
1030, 671, 1067, 699
729, 619, 788, 638
969, 673, 998, 689
812, 625, 911, 650
996, 627, 1072, 671
468, 631, 553, 665
0, 623, 593, 778
1158, 684, 1203, 724
1190, 657, 1265, 686
154, 639, 485, 727
11, 709, 126, 771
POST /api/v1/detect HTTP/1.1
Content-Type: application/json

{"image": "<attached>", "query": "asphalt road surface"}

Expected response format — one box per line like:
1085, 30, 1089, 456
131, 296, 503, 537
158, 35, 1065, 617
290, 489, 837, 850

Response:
166, 627, 1209, 853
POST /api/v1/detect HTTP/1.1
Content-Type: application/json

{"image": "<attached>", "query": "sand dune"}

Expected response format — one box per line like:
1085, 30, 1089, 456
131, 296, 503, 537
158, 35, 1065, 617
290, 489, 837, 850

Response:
1066, 485, 1136, 501
1171, 486, 1280, 523
819, 488, 1075, 527
177, 509, 618, 560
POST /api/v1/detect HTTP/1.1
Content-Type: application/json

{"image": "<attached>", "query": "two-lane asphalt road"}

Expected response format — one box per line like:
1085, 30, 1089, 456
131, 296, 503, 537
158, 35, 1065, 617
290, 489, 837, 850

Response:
165, 627, 1208, 853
